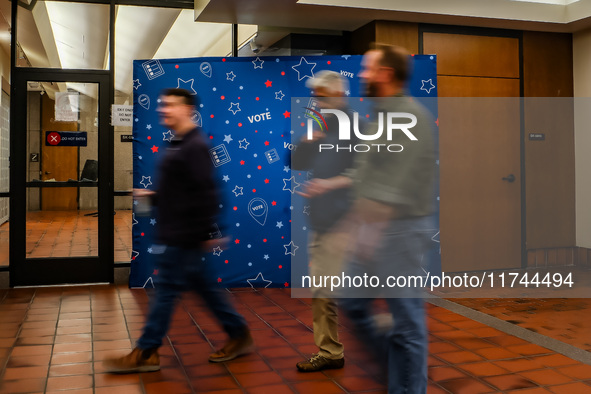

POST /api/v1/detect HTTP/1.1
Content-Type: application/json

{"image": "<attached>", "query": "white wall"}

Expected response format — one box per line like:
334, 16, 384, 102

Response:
573, 28, 591, 248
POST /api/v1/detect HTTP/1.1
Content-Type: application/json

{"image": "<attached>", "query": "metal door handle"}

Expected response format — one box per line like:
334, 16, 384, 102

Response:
502, 174, 515, 183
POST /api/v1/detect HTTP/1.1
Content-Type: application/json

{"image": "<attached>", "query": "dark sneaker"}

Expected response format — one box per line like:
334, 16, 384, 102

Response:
296, 354, 345, 372
209, 330, 254, 363
103, 348, 160, 374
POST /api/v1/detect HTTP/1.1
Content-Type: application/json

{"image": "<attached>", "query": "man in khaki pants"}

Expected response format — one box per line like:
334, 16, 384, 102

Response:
292, 71, 354, 372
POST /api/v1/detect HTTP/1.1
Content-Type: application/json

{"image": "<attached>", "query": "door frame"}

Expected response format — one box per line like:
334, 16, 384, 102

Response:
9, 70, 114, 286
418, 24, 527, 270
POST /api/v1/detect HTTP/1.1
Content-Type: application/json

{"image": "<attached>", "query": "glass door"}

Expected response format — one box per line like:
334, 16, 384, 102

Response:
10, 73, 112, 286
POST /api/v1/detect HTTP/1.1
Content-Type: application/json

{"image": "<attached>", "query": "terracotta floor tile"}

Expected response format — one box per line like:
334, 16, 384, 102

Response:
226, 360, 272, 374
548, 382, 591, 394
335, 375, 386, 392
246, 384, 296, 394
0, 378, 47, 394
458, 362, 511, 377
473, 347, 521, 360
48, 362, 93, 377
530, 354, 580, 368
507, 388, 554, 394
555, 364, 591, 380
46, 375, 93, 391
483, 374, 537, 391
234, 371, 285, 388
436, 350, 484, 364
438, 377, 497, 394
428, 366, 470, 382
10, 345, 52, 357
15, 336, 55, 346
190, 375, 240, 391
2, 365, 49, 380
53, 342, 93, 353
45, 390, 93, 394
93, 339, 132, 351
292, 380, 345, 394
427, 383, 451, 394
145, 381, 193, 394
94, 385, 144, 394
7, 354, 52, 367
493, 359, 545, 373
278, 367, 332, 383
507, 344, 553, 356
50, 351, 93, 365
519, 369, 573, 386
94, 372, 141, 387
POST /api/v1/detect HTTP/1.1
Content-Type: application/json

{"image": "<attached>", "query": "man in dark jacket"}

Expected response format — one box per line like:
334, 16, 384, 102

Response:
104, 88, 252, 373
292, 71, 355, 372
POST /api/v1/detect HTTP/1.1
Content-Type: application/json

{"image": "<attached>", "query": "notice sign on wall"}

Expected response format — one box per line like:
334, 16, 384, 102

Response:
112, 105, 134, 126
55, 92, 80, 122
45, 131, 88, 147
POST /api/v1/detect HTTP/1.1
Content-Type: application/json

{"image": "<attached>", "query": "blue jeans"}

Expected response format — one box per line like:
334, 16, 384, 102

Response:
136, 245, 248, 350
340, 215, 434, 394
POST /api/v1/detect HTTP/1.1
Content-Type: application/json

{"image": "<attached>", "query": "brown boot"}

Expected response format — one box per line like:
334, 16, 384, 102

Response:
296, 354, 344, 372
103, 347, 160, 373
209, 330, 254, 363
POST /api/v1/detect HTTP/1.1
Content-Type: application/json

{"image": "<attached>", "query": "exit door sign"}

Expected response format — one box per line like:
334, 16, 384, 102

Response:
45, 131, 88, 147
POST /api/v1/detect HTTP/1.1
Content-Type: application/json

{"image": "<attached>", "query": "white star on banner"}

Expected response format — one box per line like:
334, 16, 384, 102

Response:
176, 78, 197, 95
292, 57, 316, 81
239, 138, 250, 149
284, 241, 299, 256
420, 79, 436, 94
140, 176, 152, 189
228, 102, 241, 115
282, 176, 301, 194
252, 57, 264, 69
247, 272, 272, 288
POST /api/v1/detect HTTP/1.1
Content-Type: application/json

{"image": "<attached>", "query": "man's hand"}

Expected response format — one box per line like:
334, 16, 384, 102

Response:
202, 237, 230, 253
133, 188, 155, 198
297, 175, 352, 198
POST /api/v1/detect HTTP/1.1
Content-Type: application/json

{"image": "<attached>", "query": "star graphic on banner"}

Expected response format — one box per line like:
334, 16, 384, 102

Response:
140, 176, 152, 188
276, 221, 284, 229
213, 246, 223, 256
232, 185, 243, 197
252, 57, 264, 69
303, 206, 310, 215
133, 79, 141, 90
345, 90, 351, 96
342, 55, 351, 60
132, 250, 139, 261
222, 175, 230, 182
275, 91, 285, 100
283, 177, 301, 194
229, 102, 241, 115
239, 138, 249, 149
147, 247, 153, 254
284, 241, 299, 256
146, 124, 152, 130
150, 218, 157, 226
435, 118, 439, 127
133, 200, 138, 206
283, 110, 291, 118
163, 130, 174, 142
420, 79, 436, 94
247, 272, 272, 288
143, 277, 154, 288
264, 80, 272, 88
431, 231, 440, 243
176, 78, 197, 95
292, 57, 316, 81
132, 213, 138, 226
271, 201, 277, 206
151, 145, 159, 153
224, 134, 233, 143
283, 166, 290, 172
263, 254, 270, 260
226, 71, 236, 81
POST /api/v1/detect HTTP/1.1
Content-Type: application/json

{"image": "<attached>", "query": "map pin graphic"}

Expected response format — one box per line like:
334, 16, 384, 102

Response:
138, 94, 150, 110
200, 62, 212, 78
248, 198, 268, 226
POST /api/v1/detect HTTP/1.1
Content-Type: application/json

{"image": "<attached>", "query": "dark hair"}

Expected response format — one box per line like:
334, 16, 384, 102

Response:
161, 88, 197, 107
371, 43, 411, 82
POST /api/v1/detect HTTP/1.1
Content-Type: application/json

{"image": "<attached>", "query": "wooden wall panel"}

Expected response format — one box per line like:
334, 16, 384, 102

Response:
523, 31, 576, 249
348, 21, 419, 55
423, 32, 520, 78
437, 76, 520, 97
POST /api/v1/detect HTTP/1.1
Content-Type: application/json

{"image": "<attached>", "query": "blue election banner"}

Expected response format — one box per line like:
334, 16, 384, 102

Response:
132, 55, 439, 289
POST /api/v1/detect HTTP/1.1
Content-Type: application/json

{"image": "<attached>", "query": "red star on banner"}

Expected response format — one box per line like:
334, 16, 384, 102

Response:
283, 111, 291, 118
217, 278, 222, 283
284, 282, 289, 287
264, 80, 272, 87
151, 145, 159, 153
272, 201, 277, 206
235, 239, 240, 244
153, 269, 159, 275
264, 179, 269, 184
435, 118, 439, 127
264, 141, 269, 146
240, 160, 245, 165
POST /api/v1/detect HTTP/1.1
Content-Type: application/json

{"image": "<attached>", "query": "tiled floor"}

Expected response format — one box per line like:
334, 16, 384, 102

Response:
1, 286, 591, 393
0, 210, 132, 266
